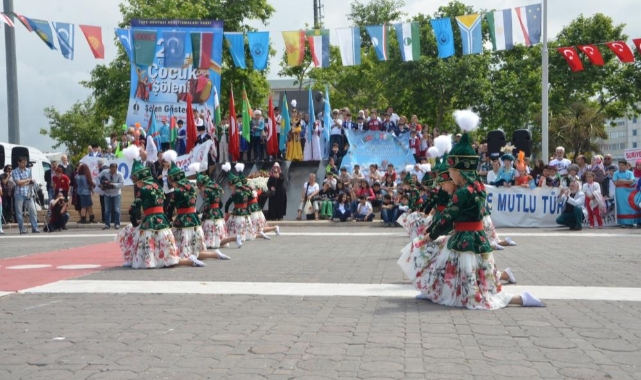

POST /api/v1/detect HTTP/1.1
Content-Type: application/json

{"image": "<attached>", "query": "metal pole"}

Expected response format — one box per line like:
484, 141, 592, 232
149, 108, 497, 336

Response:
3, 0, 20, 144
313, 0, 319, 29
541, 0, 549, 163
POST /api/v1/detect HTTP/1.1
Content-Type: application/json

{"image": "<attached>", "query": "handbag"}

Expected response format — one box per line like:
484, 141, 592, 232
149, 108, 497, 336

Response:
304, 199, 314, 214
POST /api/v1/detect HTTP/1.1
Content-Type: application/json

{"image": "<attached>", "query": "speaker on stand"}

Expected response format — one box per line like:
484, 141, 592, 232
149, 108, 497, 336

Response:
486, 130, 506, 161
512, 129, 532, 157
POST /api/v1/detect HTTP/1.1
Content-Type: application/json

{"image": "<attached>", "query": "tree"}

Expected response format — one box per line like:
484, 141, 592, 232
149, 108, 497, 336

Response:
347, 0, 406, 49
41, 98, 107, 163
549, 102, 607, 158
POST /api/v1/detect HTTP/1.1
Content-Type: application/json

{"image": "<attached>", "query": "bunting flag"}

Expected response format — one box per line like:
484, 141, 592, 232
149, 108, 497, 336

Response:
633, 39, 641, 55
163, 30, 186, 68
52, 22, 75, 60
169, 107, 177, 144
336, 27, 361, 66
79, 25, 104, 59
12, 13, 33, 32
247, 31, 269, 70
486, 9, 514, 51
186, 94, 198, 153
115, 28, 133, 62
191, 32, 214, 69
241, 85, 252, 142
606, 41, 635, 63
213, 85, 222, 129
229, 86, 240, 162
133, 30, 157, 66
266, 94, 279, 156
394, 22, 421, 61
430, 18, 454, 59
514, 3, 542, 46
322, 85, 332, 159
306, 29, 330, 68
0, 13, 15, 28
28, 19, 56, 50
558, 47, 584, 72
365, 24, 388, 61
577, 45, 604, 66
282, 30, 305, 66
280, 93, 290, 151
307, 87, 315, 143
223, 32, 247, 69
455, 14, 482, 55
147, 109, 161, 149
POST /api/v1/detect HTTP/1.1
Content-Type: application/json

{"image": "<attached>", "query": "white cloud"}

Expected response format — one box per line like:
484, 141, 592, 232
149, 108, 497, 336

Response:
1, 0, 639, 153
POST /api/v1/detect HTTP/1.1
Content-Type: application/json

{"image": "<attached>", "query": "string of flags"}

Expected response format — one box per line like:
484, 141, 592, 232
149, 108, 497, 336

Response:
557, 40, 641, 72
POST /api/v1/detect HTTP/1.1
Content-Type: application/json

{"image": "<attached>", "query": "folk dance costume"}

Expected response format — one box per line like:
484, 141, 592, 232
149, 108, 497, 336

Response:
197, 171, 239, 249
401, 110, 543, 309
117, 198, 141, 267
168, 162, 207, 259
223, 163, 254, 241
397, 167, 424, 234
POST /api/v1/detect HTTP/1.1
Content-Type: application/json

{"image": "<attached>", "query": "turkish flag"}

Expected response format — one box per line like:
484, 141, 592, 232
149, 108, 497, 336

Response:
557, 47, 584, 72
632, 38, 641, 55
577, 45, 604, 66
266, 94, 279, 156
185, 94, 198, 153
605, 41, 635, 63
228, 86, 240, 162
79, 25, 105, 59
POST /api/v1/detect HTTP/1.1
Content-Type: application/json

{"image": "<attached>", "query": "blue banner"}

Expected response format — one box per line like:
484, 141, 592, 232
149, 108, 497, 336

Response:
365, 24, 388, 61
29, 18, 56, 50
52, 22, 75, 60
163, 30, 186, 68
115, 28, 133, 62
248, 31, 269, 70
341, 129, 416, 176
430, 17, 455, 59
224, 32, 247, 69
125, 19, 223, 131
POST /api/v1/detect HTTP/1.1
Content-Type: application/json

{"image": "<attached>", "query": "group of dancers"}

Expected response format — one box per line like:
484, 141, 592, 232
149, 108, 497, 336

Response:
117, 146, 280, 269
396, 110, 545, 310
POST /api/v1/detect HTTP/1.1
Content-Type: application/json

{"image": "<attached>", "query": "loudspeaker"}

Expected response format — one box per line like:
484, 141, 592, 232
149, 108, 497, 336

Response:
11, 146, 29, 169
512, 129, 532, 157
0, 145, 4, 168
486, 130, 506, 160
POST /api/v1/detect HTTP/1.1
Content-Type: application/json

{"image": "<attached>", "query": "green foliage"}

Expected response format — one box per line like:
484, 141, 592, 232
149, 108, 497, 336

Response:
549, 102, 608, 158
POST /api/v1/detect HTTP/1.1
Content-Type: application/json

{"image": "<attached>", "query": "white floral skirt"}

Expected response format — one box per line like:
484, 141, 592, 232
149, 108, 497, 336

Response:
482, 215, 499, 243
398, 235, 443, 289
408, 236, 513, 310
132, 229, 180, 269
117, 224, 139, 266
227, 215, 254, 241
250, 210, 267, 233
173, 226, 206, 259
397, 212, 432, 241
202, 218, 228, 248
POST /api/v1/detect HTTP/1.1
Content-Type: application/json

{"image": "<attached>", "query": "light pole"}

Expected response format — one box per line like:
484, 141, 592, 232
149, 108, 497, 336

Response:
541, 0, 549, 163
3, 0, 20, 144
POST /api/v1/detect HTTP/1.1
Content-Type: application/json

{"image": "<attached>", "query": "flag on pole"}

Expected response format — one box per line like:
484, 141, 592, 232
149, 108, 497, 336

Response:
557, 47, 584, 72
79, 25, 105, 59
306, 29, 330, 68
213, 85, 222, 128
266, 94, 279, 156
336, 27, 361, 66
486, 9, 514, 51
394, 22, 421, 61
365, 24, 388, 61
307, 87, 315, 142
224, 32, 247, 69
247, 31, 270, 70
322, 85, 332, 159
229, 86, 240, 161
12, 13, 32, 31
133, 30, 157, 66
115, 28, 134, 62
52, 22, 75, 60
241, 85, 252, 143
280, 93, 291, 152
204, 103, 215, 136
163, 30, 186, 68
28, 19, 56, 50
606, 41, 635, 63
186, 94, 198, 152
577, 45, 604, 66
191, 32, 214, 69
147, 109, 161, 149
633, 39, 641, 56
455, 14, 482, 55
430, 18, 454, 59
0, 13, 15, 27
169, 107, 177, 144
282, 30, 306, 66
514, 3, 542, 46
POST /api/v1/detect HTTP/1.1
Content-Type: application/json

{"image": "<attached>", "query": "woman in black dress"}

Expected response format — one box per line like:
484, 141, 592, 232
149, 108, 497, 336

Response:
267, 162, 287, 220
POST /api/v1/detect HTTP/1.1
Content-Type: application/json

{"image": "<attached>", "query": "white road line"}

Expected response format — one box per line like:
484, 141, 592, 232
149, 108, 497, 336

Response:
0, 292, 12, 298
19, 280, 641, 302
0, 234, 117, 239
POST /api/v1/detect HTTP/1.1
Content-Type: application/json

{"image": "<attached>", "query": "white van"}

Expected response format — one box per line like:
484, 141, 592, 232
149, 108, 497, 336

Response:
0, 142, 52, 207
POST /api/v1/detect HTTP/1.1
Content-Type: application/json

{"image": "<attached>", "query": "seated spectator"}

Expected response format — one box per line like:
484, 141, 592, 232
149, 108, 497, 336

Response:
351, 164, 365, 185
380, 194, 397, 227
296, 173, 320, 220
368, 164, 383, 185
492, 153, 516, 187
556, 181, 585, 231
561, 164, 581, 188
354, 195, 374, 222
317, 182, 337, 219
337, 167, 352, 184
381, 174, 397, 196
324, 172, 338, 190
332, 193, 351, 222
335, 180, 350, 196
383, 164, 397, 183
47, 191, 69, 232
326, 157, 339, 176
371, 181, 383, 207
349, 180, 375, 213
486, 160, 500, 185
397, 194, 410, 214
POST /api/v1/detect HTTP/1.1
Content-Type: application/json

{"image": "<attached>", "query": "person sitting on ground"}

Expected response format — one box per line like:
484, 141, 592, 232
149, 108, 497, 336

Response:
380, 194, 398, 227
296, 173, 320, 220
332, 193, 351, 222
354, 195, 374, 222
351, 164, 365, 185
371, 181, 383, 207
557, 181, 585, 231
317, 181, 337, 219
47, 191, 69, 232
337, 167, 352, 185
326, 157, 339, 176
323, 172, 337, 190
368, 164, 383, 185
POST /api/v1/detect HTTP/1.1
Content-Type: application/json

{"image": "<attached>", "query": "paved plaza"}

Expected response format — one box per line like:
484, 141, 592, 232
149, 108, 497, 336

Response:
0, 226, 640, 379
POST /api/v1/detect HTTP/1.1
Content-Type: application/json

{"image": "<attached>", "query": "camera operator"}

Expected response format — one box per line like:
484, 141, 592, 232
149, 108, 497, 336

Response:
97, 163, 124, 230
48, 191, 69, 232
11, 157, 41, 234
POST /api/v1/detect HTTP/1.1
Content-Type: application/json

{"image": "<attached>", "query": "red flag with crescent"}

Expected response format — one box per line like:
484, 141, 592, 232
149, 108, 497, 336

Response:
605, 41, 635, 63
577, 44, 604, 66
632, 38, 641, 56
557, 47, 584, 72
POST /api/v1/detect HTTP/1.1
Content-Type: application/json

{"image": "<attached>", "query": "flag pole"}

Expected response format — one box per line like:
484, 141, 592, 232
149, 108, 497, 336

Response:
3, 0, 20, 144
541, 0, 549, 163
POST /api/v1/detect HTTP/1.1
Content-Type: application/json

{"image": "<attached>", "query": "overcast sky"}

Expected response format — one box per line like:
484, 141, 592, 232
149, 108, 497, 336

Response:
0, 0, 639, 153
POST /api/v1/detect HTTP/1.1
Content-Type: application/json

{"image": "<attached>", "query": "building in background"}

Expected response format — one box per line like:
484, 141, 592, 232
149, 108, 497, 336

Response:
596, 116, 640, 159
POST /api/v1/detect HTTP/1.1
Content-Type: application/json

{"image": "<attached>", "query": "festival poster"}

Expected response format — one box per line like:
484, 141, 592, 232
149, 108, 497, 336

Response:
341, 129, 416, 177
125, 19, 223, 129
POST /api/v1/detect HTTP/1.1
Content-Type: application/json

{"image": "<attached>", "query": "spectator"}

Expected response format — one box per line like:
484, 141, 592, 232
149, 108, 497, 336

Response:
582, 171, 603, 229
355, 115, 366, 131
549, 146, 571, 176
87, 144, 102, 157
47, 191, 69, 232
296, 173, 320, 220
335, 180, 349, 196
12, 156, 40, 234
383, 164, 397, 183
103, 145, 116, 160
371, 181, 384, 207
367, 110, 382, 131
409, 130, 420, 162
176, 120, 187, 155
386, 107, 400, 124
323, 172, 337, 190
52, 167, 71, 201
159, 117, 170, 151
139, 149, 157, 180
329, 110, 344, 152
98, 163, 124, 230
382, 113, 396, 134
1, 165, 15, 223
575, 155, 588, 180
602, 165, 616, 212
410, 164, 427, 183
603, 154, 613, 169
586, 155, 605, 185
0, 182, 4, 234
613, 159, 636, 228
547, 166, 561, 187
45, 160, 58, 202
397, 116, 409, 135
76, 163, 96, 224
380, 194, 397, 227
561, 164, 581, 188
317, 182, 336, 219
59, 154, 75, 188
354, 195, 374, 222
557, 181, 585, 231
530, 159, 545, 180
326, 157, 339, 176
632, 159, 641, 181
342, 112, 355, 130
349, 180, 375, 213
337, 167, 352, 185
332, 193, 351, 222
382, 173, 397, 196
368, 164, 382, 185
351, 164, 365, 185
95, 159, 108, 224
267, 162, 287, 221
329, 144, 342, 167
486, 160, 500, 185
477, 153, 492, 184
409, 115, 422, 132
492, 153, 516, 187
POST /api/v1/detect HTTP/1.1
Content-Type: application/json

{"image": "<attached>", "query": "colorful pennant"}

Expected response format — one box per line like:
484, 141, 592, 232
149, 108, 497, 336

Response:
79, 25, 104, 59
